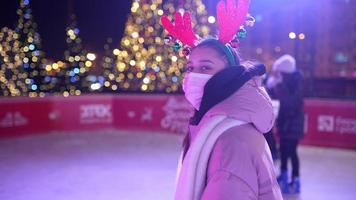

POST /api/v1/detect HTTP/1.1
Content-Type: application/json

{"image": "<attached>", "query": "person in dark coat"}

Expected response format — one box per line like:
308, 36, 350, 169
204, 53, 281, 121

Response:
266, 54, 304, 194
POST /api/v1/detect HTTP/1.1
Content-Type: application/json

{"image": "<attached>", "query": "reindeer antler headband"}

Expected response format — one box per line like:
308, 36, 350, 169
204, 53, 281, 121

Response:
161, 0, 254, 56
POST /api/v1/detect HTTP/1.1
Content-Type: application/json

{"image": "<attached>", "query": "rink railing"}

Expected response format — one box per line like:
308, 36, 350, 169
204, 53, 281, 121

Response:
1, 95, 356, 149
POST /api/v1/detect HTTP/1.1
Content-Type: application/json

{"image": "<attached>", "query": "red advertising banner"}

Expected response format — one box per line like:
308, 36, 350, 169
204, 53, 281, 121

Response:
0, 95, 193, 137
302, 99, 356, 149
0, 95, 355, 149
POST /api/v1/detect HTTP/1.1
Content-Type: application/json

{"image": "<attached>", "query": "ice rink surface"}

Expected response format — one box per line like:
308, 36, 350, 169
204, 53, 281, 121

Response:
1, 130, 356, 200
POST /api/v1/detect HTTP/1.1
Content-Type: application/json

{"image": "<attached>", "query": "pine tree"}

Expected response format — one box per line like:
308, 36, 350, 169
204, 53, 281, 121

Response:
15, 0, 46, 97
0, 0, 48, 97
55, 14, 91, 96
115, 0, 211, 93
101, 38, 119, 92
0, 27, 25, 97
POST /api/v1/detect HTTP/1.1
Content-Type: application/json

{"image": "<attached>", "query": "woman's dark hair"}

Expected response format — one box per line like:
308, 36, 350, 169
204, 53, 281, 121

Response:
192, 38, 241, 67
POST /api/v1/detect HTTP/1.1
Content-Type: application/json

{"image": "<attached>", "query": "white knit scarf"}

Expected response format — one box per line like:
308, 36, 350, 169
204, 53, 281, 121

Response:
174, 115, 247, 200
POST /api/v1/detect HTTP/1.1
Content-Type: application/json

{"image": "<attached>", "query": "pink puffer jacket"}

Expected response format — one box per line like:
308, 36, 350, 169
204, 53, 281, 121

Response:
186, 78, 283, 200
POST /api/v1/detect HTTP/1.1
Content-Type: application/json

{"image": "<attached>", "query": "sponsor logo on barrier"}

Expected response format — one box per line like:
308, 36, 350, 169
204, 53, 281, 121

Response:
127, 111, 136, 119
0, 112, 28, 128
80, 104, 112, 124
335, 117, 356, 134
160, 97, 193, 134
318, 115, 334, 132
141, 107, 153, 122
317, 115, 356, 134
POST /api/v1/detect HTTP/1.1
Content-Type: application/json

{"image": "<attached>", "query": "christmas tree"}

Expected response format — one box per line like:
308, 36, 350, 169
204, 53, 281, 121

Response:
0, 27, 25, 97
45, 14, 92, 96
101, 38, 119, 92
0, 0, 47, 97
62, 14, 92, 95
15, 0, 47, 97
114, 0, 211, 93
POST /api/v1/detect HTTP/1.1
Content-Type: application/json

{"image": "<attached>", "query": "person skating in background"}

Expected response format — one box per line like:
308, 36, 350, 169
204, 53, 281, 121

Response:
262, 75, 280, 161
267, 54, 304, 194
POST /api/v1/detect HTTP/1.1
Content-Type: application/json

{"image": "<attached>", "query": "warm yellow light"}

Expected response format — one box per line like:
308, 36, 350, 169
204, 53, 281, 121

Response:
123, 39, 130, 46
113, 49, 120, 55
52, 63, 59, 69
121, 50, 128, 57
67, 29, 74, 36
123, 82, 130, 89
137, 72, 143, 78
130, 60, 136, 66
139, 61, 146, 67
80, 67, 86, 73
75, 90, 81, 95
155, 37, 161, 44
117, 62, 126, 72
132, 2, 139, 10
108, 73, 115, 80
74, 56, 81, 61
171, 56, 178, 62
150, 4, 157, 10
201, 26, 209, 35
289, 32, 296, 39
135, 52, 142, 58
131, 32, 139, 38
138, 37, 144, 43
155, 55, 162, 62
63, 91, 69, 97
104, 81, 110, 87
157, 9, 164, 16
85, 61, 92, 67
68, 56, 75, 62
141, 84, 148, 91
133, 45, 139, 51
131, 7, 138, 13
86, 53, 96, 61
111, 85, 118, 90
127, 73, 134, 79
90, 83, 101, 90
45, 65, 52, 71
299, 33, 306, 40
147, 26, 154, 33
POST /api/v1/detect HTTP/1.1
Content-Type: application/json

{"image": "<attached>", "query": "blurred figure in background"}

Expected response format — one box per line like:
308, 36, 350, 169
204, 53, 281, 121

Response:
262, 75, 280, 161
266, 54, 304, 194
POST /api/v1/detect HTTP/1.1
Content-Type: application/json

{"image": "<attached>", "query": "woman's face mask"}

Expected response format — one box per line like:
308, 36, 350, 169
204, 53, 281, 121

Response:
183, 47, 226, 110
183, 73, 213, 110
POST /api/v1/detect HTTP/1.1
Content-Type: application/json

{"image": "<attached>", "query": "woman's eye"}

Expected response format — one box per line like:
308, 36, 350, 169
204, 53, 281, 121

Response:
186, 66, 194, 72
201, 66, 211, 71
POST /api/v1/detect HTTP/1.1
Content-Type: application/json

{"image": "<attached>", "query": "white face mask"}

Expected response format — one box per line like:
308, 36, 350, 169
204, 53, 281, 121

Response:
183, 72, 213, 110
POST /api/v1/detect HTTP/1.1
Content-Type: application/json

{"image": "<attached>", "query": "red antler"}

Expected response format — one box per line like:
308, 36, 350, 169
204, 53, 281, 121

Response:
217, 0, 250, 43
161, 12, 198, 47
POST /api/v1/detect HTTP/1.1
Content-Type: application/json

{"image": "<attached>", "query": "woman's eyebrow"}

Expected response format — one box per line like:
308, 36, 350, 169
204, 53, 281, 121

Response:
199, 60, 214, 64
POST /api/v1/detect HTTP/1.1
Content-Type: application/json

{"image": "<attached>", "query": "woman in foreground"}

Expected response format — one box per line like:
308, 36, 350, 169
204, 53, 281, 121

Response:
161, 0, 283, 199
